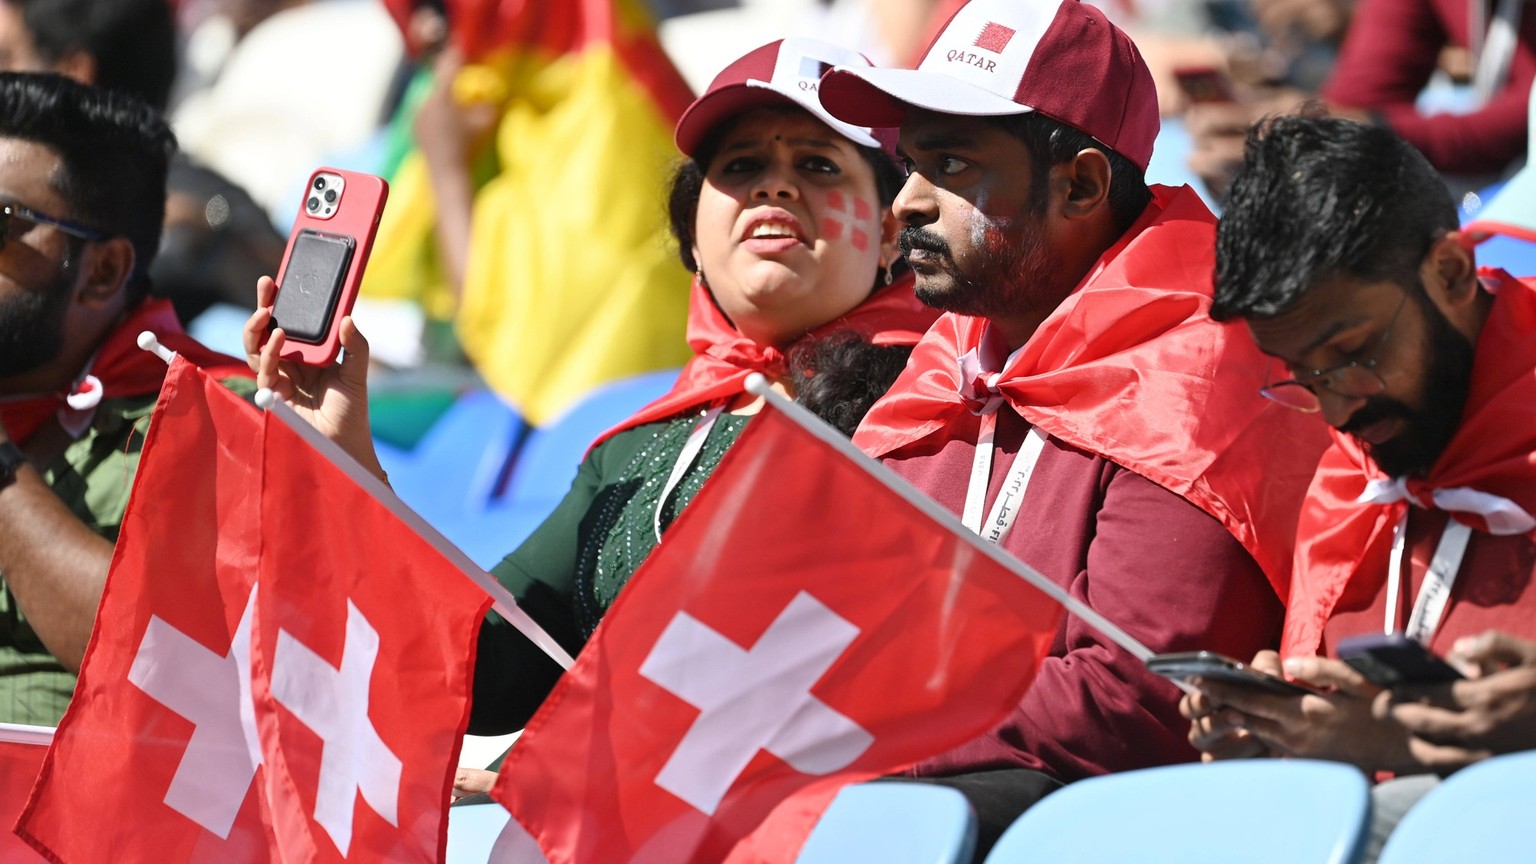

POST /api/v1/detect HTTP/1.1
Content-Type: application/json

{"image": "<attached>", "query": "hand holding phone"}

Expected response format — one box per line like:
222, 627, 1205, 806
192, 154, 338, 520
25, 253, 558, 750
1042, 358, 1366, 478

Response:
1146, 651, 1313, 696
1335, 633, 1466, 688
1173, 65, 1236, 105
268, 168, 388, 365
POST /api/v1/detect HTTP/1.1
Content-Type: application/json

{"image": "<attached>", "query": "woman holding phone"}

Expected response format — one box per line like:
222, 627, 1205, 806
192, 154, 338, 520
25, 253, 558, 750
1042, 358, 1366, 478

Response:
244, 37, 937, 787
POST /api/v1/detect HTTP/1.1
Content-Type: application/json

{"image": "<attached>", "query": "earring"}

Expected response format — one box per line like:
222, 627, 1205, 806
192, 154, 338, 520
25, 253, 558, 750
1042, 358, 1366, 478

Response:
882, 266, 893, 287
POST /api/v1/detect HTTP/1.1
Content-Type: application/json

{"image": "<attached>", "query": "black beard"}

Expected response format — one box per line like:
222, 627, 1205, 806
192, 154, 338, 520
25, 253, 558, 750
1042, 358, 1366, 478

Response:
1344, 295, 1475, 478
0, 268, 71, 376
898, 222, 1066, 324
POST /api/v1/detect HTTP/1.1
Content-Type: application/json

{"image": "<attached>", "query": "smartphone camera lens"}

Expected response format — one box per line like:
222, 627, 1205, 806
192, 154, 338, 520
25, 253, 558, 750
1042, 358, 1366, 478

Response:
313, 177, 326, 191
306, 197, 320, 212
324, 189, 337, 203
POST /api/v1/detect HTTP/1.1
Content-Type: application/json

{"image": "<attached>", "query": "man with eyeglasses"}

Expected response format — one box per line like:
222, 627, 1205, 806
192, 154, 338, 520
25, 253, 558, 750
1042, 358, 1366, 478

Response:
1185, 114, 1536, 860
0, 73, 251, 726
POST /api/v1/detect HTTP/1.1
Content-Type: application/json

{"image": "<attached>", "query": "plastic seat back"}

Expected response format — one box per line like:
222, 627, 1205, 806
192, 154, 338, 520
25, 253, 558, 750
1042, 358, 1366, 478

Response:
1378, 751, 1536, 864
984, 760, 1370, 864
794, 782, 977, 864
502, 368, 679, 507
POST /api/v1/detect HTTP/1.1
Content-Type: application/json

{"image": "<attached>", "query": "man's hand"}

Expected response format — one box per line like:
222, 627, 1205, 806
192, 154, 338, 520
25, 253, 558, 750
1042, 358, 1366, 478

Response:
1186, 650, 1419, 771
453, 767, 498, 801
1384, 632, 1536, 772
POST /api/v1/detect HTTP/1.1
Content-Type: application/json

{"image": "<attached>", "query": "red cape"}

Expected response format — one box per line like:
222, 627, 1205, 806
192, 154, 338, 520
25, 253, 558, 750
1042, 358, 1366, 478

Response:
1283, 270, 1536, 657
854, 185, 1330, 597
591, 271, 939, 447
0, 299, 252, 447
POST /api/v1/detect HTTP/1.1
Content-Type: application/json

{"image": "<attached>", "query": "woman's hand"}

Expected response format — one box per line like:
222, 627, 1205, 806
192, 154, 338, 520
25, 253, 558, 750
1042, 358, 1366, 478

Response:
243, 275, 387, 482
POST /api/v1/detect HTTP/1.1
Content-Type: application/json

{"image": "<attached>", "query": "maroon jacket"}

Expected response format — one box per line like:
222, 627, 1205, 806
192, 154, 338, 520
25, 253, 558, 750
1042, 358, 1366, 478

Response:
888, 408, 1284, 782
1322, 0, 1536, 175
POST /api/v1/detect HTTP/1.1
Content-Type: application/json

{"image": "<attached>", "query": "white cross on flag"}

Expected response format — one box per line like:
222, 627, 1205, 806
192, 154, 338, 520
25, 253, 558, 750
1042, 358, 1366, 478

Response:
493, 393, 1066, 863
17, 358, 492, 863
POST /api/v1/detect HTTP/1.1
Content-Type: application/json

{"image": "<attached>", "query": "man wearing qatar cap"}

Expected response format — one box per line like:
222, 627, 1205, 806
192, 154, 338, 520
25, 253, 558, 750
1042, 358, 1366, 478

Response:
817, 0, 1330, 846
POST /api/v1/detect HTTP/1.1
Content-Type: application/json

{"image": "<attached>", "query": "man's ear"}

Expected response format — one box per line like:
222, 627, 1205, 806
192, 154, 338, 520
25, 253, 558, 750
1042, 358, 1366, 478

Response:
54, 50, 97, 86
1057, 148, 1112, 221
73, 237, 136, 309
1423, 231, 1479, 308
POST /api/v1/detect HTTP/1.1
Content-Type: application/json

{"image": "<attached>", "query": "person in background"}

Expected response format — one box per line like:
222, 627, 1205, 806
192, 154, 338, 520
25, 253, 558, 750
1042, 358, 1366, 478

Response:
0, 0, 285, 323
1185, 0, 1535, 197
0, 73, 252, 725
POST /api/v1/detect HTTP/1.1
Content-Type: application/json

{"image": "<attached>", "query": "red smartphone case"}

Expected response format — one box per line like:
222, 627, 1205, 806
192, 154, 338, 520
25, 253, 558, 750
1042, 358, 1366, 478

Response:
271, 168, 389, 365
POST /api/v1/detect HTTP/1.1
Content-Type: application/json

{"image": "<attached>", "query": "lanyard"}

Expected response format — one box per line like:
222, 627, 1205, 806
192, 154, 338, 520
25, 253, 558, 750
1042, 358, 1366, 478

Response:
1383, 511, 1474, 644
654, 406, 724, 542
961, 411, 1049, 546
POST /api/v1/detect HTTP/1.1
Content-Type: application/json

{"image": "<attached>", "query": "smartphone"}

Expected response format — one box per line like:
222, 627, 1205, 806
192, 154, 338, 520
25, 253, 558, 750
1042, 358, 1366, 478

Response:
1145, 651, 1313, 696
269, 168, 388, 365
1335, 633, 1465, 688
1173, 65, 1235, 105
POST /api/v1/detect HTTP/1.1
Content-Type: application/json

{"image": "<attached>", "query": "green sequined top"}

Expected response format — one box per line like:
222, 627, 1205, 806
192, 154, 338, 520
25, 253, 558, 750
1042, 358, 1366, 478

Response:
474, 409, 750, 733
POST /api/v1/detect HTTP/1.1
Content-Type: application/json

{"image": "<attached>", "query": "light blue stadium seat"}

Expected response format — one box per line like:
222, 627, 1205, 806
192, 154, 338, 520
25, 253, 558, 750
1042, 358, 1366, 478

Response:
441, 368, 680, 570
794, 782, 977, 864
374, 389, 525, 548
984, 760, 1370, 864
446, 802, 551, 863
501, 368, 680, 509
1377, 751, 1536, 863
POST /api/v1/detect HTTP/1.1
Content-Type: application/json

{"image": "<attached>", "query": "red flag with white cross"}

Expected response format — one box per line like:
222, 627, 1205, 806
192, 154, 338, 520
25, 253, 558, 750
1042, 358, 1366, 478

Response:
492, 384, 1069, 863
249, 407, 491, 862
18, 358, 491, 862
18, 360, 275, 861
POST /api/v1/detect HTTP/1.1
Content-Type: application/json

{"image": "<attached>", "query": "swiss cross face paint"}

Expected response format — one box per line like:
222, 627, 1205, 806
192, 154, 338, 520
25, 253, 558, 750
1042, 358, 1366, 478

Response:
820, 189, 877, 252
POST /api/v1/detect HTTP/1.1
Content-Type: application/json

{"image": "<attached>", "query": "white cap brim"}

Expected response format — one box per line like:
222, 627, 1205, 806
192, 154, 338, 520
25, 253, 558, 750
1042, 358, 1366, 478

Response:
820, 65, 1033, 129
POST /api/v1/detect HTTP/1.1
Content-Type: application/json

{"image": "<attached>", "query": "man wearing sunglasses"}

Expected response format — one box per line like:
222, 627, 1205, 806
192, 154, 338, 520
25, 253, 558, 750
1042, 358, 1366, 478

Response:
0, 73, 250, 725
1185, 114, 1536, 859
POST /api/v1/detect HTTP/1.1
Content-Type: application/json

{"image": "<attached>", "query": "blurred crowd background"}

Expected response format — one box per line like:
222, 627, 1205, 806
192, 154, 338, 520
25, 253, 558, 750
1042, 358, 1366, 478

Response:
6, 0, 1526, 471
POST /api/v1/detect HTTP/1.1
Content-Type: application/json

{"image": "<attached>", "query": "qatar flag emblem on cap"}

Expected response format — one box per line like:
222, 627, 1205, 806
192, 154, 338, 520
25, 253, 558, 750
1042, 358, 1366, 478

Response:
974, 22, 1017, 53
798, 56, 833, 83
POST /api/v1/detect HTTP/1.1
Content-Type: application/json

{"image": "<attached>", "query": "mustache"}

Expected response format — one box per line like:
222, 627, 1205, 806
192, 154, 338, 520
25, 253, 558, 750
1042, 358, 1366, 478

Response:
1339, 397, 1412, 437
898, 226, 950, 259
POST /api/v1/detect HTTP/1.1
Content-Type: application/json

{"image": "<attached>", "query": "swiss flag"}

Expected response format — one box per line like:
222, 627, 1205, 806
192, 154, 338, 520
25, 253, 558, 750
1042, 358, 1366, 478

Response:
18, 360, 276, 862
249, 405, 491, 862
1, 727, 49, 862
493, 394, 1065, 863
17, 358, 492, 862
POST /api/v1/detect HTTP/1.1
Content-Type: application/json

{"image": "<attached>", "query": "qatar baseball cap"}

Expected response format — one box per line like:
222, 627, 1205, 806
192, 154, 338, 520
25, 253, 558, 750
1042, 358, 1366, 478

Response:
674, 38, 886, 158
818, 0, 1159, 172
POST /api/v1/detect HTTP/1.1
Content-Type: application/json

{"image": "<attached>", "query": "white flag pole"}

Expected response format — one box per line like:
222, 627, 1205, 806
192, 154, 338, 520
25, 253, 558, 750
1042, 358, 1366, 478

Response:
137, 332, 575, 671
744, 373, 1158, 664
0, 722, 55, 746
265, 399, 575, 670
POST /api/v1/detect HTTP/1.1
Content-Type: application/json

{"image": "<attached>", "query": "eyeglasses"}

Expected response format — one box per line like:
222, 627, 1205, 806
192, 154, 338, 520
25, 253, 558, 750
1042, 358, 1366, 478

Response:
1260, 289, 1409, 413
1, 201, 108, 250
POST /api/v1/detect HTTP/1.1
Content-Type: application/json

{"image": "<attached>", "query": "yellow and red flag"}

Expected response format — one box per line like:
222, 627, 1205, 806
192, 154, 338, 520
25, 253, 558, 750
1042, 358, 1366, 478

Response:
368, 0, 695, 425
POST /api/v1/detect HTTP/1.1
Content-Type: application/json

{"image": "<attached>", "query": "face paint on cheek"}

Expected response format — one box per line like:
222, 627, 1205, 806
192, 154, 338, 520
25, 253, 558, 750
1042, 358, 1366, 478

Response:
852, 196, 872, 220
827, 189, 846, 211
851, 228, 869, 251
820, 217, 845, 241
